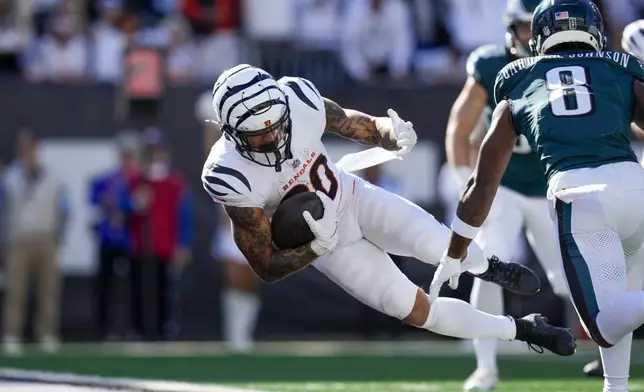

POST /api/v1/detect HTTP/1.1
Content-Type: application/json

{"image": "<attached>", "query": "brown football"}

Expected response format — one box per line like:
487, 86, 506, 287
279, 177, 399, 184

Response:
271, 191, 324, 249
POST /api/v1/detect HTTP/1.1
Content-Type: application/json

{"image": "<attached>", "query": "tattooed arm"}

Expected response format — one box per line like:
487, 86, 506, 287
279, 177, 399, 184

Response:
224, 205, 318, 283
447, 100, 517, 259
323, 97, 399, 151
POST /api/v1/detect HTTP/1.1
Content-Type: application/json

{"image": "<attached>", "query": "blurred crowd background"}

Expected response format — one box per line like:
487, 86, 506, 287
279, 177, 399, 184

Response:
1, 0, 642, 85
1, 0, 644, 356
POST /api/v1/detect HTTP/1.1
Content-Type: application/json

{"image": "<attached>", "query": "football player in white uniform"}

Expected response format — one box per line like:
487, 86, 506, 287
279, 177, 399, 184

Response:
201, 64, 575, 353
197, 91, 261, 353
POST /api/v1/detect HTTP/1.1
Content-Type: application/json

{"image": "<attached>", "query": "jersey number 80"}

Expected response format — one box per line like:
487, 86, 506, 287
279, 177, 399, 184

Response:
283, 154, 339, 201
545, 65, 594, 117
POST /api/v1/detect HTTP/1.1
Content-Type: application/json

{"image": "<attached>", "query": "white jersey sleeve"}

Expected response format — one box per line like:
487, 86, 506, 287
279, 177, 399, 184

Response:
201, 141, 266, 208
278, 76, 327, 141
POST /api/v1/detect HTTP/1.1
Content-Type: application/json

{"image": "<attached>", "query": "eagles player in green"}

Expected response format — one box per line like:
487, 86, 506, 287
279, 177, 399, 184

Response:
445, 1, 569, 389
434, 1, 644, 391
577, 17, 644, 380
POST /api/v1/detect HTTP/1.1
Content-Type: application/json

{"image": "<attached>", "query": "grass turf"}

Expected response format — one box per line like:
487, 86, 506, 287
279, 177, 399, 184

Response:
243, 380, 644, 392
1, 342, 643, 391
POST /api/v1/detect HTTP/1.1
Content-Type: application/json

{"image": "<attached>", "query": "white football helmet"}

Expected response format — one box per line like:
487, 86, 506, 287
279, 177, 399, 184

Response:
212, 64, 292, 171
622, 20, 644, 60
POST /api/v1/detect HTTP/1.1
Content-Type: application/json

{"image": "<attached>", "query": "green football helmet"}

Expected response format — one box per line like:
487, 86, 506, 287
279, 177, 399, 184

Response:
529, 0, 606, 56
505, 0, 542, 57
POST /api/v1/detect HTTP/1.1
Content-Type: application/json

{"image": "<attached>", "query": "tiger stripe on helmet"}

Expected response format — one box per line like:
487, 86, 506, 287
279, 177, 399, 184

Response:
211, 64, 293, 171
622, 20, 644, 61
212, 65, 288, 132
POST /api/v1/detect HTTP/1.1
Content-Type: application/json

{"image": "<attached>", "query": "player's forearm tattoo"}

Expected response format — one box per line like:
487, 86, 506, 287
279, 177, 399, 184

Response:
224, 205, 318, 283
323, 98, 399, 151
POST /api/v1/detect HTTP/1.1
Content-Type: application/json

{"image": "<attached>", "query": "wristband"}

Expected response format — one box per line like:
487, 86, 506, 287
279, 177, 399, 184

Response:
451, 216, 480, 239
443, 255, 461, 264
310, 240, 328, 256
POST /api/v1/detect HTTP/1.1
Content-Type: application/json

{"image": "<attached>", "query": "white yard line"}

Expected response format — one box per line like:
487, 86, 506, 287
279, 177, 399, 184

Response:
0, 368, 266, 392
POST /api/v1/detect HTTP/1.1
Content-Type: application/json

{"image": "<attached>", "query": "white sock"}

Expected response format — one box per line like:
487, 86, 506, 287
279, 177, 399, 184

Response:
422, 297, 515, 340
596, 292, 644, 343
222, 289, 260, 352
462, 242, 489, 275
470, 279, 504, 372
601, 333, 632, 392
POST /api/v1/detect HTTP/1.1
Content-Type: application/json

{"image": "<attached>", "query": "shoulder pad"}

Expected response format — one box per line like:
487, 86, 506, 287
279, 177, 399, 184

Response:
278, 76, 324, 114
201, 161, 263, 208
494, 64, 510, 105
466, 45, 507, 80
494, 56, 537, 105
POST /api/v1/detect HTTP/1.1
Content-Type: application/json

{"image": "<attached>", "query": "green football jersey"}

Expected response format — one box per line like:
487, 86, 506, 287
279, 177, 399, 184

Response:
467, 44, 547, 197
494, 51, 643, 182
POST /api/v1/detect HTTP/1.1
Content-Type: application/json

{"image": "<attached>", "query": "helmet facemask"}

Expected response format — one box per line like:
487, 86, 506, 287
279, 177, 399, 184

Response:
222, 97, 293, 172
507, 21, 533, 57
504, 0, 540, 57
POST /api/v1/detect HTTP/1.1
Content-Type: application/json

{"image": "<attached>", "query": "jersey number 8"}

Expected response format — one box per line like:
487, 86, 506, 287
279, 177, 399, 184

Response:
546, 66, 594, 117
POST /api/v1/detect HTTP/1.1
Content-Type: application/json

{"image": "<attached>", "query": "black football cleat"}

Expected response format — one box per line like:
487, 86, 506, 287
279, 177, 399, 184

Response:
583, 358, 604, 378
466, 256, 541, 295
514, 314, 576, 356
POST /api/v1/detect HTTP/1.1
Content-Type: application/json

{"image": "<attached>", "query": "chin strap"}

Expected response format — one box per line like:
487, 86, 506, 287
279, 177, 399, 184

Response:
274, 149, 282, 172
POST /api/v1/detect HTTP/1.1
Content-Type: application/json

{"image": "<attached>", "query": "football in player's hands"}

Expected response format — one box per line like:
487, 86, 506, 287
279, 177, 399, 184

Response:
271, 191, 324, 249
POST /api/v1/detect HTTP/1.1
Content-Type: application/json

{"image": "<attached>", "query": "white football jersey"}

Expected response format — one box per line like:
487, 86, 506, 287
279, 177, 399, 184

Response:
202, 77, 354, 216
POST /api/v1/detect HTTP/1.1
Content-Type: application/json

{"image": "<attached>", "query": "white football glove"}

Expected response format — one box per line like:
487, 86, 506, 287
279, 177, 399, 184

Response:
302, 191, 339, 256
387, 108, 417, 156
428, 252, 463, 303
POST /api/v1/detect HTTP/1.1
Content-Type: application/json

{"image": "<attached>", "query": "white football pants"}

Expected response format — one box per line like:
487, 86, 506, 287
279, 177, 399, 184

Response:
313, 176, 484, 319
548, 162, 644, 347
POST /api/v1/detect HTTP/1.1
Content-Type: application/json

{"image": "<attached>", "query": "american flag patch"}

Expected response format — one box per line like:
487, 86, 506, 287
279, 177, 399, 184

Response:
554, 11, 569, 20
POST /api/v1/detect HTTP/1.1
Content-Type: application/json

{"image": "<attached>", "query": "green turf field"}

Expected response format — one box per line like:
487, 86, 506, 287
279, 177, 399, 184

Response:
243, 380, 644, 392
1, 341, 643, 392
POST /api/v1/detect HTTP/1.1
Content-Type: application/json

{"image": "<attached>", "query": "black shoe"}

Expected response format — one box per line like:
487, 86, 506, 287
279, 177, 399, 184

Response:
466, 256, 541, 295
514, 314, 576, 356
583, 358, 604, 378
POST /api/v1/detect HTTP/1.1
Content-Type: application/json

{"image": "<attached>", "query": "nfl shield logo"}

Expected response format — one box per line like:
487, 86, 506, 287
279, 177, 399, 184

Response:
554, 11, 569, 20
291, 158, 301, 169
264, 119, 272, 126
